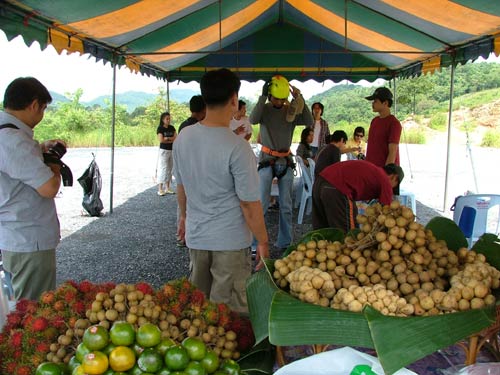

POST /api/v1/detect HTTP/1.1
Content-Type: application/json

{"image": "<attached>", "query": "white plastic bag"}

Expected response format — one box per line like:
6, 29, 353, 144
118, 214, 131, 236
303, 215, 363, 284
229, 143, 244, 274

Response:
274, 346, 417, 375
442, 362, 500, 375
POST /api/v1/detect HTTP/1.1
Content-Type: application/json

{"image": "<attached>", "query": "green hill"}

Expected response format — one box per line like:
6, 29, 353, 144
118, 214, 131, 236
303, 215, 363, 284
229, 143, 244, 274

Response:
49, 89, 197, 113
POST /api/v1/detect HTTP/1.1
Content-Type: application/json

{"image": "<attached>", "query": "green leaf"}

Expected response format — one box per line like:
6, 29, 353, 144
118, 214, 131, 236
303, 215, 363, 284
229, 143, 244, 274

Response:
269, 290, 374, 347
425, 216, 468, 251
283, 228, 345, 256
364, 305, 496, 375
239, 339, 275, 375
472, 233, 500, 269
246, 268, 279, 344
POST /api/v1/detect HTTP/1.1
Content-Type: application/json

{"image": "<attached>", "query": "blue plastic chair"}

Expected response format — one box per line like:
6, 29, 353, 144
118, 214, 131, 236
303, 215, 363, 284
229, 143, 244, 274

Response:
451, 194, 500, 246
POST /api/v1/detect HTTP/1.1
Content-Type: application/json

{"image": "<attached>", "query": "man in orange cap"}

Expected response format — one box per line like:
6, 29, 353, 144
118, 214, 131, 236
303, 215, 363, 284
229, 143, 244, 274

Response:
249, 75, 314, 251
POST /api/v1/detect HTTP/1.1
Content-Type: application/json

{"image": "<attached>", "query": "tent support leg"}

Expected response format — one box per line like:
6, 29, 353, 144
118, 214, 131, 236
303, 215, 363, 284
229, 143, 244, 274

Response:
443, 59, 456, 212
110, 57, 117, 214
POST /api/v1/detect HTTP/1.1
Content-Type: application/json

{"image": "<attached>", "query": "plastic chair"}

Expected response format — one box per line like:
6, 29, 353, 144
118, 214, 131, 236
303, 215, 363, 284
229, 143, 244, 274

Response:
451, 194, 500, 246
296, 157, 314, 224
307, 158, 316, 181
294, 156, 303, 208
396, 188, 417, 215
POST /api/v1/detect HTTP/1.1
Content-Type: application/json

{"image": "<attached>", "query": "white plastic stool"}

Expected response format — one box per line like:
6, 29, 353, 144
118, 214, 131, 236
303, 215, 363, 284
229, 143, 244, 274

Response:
396, 189, 417, 215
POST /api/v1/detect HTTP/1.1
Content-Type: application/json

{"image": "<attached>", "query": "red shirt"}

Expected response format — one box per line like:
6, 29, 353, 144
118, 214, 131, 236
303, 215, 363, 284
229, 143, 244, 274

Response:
366, 114, 402, 167
319, 160, 394, 205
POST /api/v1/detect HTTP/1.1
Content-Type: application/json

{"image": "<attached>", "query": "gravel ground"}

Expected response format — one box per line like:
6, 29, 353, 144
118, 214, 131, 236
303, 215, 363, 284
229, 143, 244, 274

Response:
55, 144, 498, 289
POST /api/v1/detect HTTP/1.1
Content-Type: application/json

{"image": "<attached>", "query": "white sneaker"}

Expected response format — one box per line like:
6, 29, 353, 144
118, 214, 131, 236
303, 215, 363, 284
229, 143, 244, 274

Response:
165, 189, 175, 194
157, 190, 166, 196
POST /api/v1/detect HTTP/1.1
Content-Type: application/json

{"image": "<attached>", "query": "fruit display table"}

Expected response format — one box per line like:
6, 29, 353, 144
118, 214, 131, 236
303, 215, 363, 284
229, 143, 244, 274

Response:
247, 223, 500, 375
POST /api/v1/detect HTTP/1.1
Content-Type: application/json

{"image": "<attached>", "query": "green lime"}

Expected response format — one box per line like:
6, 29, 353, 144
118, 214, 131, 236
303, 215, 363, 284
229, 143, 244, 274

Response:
136, 323, 161, 347
75, 343, 91, 363
164, 345, 190, 371
219, 359, 240, 375
35, 362, 64, 375
137, 348, 164, 373
200, 351, 219, 374
185, 361, 207, 375
110, 321, 136, 346
182, 337, 207, 361
82, 325, 109, 351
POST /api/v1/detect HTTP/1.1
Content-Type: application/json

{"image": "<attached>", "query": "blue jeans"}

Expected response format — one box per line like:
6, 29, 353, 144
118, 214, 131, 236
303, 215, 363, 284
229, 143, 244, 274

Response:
259, 164, 294, 248
311, 146, 319, 157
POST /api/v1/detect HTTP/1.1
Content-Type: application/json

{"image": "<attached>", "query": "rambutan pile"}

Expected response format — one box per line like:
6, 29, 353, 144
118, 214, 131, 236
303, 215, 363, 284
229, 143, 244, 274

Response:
0, 278, 256, 374
0, 280, 114, 375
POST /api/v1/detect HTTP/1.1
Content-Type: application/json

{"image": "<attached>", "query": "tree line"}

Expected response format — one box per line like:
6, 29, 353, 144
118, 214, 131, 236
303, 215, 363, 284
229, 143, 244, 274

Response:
1, 61, 499, 147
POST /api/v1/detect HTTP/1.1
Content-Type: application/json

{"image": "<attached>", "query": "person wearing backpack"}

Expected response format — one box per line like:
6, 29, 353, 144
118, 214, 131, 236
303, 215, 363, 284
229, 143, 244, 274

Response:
0, 77, 63, 301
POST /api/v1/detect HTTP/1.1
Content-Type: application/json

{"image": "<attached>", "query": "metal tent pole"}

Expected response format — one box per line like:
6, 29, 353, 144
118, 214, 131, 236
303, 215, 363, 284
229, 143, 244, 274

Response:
167, 80, 170, 112
443, 60, 456, 212
109, 59, 117, 214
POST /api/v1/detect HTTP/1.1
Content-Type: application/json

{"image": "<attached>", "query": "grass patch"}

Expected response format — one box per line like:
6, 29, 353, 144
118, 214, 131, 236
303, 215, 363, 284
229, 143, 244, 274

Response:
481, 129, 500, 148
459, 120, 477, 133
402, 128, 426, 144
429, 113, 448, 131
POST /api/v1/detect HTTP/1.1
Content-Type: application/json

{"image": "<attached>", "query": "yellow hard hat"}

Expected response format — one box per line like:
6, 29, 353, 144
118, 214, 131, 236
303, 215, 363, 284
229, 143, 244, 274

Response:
269, 75, 289, 99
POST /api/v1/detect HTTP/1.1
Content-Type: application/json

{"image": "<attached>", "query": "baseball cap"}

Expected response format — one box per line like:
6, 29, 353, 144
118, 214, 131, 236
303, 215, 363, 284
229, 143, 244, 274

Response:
383, 163, 405, 183
365, 87, 393, 101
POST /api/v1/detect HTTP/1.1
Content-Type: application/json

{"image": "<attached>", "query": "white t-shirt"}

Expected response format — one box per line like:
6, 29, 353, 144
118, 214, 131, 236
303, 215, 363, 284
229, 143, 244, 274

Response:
311, 120, 321, 147
229, 116, 252, 138
173, 123, 260, 250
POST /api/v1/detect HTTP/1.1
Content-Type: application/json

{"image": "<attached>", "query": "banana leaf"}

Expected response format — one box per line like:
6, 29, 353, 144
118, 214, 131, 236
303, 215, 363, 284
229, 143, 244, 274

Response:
269, 290, 373, 348
364, 304, 496, 375
425, 216, 468, 251
472, 233, 500, 269
246, 264, 279, 345
283, 228, 345, 256
239, 339, 275, 375
246, 228, 499, 375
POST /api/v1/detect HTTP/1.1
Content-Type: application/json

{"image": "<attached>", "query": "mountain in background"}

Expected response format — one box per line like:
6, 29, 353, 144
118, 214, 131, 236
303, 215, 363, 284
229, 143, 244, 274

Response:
49, 89, 198, 112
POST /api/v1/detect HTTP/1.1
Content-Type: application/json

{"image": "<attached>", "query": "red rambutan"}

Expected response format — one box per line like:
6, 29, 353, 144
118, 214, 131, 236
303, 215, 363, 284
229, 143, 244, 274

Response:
218, 314, 230, 328
31, 317, 49, 332
190, 289, 205, 306
178, 291, 189, 305
35, 342, 50, 353
78, 280, 93, 293
4, 361, 17, 374
181, 278, 193, 291
71, 301, 86, 315
15, 364, 31, 375
51, 315, 66, 329
53, 300, 66, 312
169, 302, 183, 317
14, 299, 31, 314
5, 313, 22, 329
40, 291, 55, 305
10, 331, 23, 348
63, 290, 77, 303
136, 282, 154, 295
163, 284, 177, 299
12, 348, 23, 359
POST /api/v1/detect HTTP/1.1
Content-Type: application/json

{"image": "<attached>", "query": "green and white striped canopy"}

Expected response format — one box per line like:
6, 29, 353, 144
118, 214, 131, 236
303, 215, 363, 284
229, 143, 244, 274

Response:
1, 0, 500, 82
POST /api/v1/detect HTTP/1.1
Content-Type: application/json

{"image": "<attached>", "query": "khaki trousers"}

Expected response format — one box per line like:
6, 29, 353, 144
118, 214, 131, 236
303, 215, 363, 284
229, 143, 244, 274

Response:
1, 249, 56, 301
189, 248, 251, 313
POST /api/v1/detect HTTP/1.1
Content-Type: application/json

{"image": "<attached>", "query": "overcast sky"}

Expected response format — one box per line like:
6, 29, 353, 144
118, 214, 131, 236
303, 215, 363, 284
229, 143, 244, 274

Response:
0, 31, 346, 102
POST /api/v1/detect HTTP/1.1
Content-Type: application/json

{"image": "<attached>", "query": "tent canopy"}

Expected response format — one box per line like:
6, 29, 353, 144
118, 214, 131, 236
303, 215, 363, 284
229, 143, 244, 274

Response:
1, 0, 500, 82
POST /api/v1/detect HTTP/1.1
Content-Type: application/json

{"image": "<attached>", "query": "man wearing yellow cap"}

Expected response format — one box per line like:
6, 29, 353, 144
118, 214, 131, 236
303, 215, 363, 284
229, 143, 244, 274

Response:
249, 75, 314, 251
